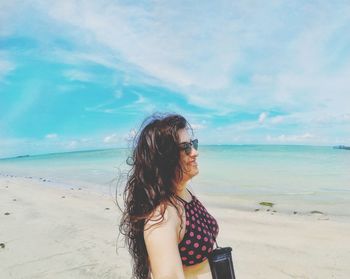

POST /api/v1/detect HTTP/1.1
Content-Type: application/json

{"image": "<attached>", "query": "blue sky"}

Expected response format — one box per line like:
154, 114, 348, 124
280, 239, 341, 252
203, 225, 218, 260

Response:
1, 1, 350, 158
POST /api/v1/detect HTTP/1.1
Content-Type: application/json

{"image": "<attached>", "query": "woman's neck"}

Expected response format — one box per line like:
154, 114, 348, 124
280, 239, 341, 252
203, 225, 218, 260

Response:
175, 180, 189, 200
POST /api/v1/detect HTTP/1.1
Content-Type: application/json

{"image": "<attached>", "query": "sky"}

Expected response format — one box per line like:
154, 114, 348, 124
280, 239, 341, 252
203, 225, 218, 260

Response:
1, 0, 350, 158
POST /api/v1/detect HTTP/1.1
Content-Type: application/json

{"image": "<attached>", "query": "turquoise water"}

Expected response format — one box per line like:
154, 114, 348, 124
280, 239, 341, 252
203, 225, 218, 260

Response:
0, 148, 129, 192
1, 145, 349, 215
197, 145, 350, 194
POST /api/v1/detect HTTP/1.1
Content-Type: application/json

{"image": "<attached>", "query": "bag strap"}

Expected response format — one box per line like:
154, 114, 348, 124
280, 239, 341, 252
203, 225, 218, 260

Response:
214, 237, 219, 249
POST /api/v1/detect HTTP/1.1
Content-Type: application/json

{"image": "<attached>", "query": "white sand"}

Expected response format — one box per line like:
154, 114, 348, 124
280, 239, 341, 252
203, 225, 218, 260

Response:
1, 175, 350, 279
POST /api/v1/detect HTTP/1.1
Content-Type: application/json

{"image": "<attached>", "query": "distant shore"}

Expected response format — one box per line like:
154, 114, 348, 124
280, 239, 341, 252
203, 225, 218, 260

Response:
333, 145, 350, 150
1, 173, 350, 278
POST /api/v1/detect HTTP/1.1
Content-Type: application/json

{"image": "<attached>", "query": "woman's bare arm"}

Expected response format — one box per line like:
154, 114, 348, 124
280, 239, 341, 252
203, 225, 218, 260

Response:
144, 204, 185, 279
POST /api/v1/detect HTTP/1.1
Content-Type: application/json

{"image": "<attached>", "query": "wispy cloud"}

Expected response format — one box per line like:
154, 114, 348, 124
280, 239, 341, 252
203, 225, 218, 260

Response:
0, 58, 15, 81
258, 112, 268, 124
270, 116, 284, 125
85, 91, 156, 115
63, 69, 94, 82
45, 133, 58, 139
1, 0, 350, 156
191, 122, 206, 129
3, 1, 350, 113
103, 133, 119, 143
266, 133, 315, 143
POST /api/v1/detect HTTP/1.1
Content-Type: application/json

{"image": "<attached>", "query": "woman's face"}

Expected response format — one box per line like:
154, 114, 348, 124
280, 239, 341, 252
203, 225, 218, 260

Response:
177, 128, 199, 182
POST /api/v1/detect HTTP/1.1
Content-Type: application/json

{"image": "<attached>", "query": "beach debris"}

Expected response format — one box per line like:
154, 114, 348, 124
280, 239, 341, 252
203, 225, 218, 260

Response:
61, 196, 66, 199
70, 188, 74, 190
272, 210, 277, 213
5, 186, 8, 188
78, 188, 82, 190
0, 243, 5, 249
311, 210, 324, 215
258, 201, 275, 213
105, 207, 110, 210
254, 209, 259, 212
4, 212, 10, 215
259, 201, 274, 207
13, 199, 16, 201
293, 211, 298, 215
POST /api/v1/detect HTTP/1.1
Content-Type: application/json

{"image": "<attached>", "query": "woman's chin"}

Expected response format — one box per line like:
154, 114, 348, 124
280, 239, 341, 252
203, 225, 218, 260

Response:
191, 168, 199, 177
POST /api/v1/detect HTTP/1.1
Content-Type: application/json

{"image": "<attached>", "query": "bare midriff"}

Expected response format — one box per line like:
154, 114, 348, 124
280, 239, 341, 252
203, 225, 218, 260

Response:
183, 259, 212, 279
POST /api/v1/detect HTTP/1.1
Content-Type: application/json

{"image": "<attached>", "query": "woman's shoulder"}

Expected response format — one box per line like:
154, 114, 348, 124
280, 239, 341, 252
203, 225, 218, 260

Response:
144, 199, 183, 230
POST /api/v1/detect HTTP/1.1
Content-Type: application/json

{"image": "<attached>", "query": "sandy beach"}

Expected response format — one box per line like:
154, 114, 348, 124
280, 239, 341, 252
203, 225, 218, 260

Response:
1, 174, 350, 279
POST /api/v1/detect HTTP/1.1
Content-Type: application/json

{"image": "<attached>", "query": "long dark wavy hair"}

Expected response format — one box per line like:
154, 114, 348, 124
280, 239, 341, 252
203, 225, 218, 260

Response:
118, 113, 191, 279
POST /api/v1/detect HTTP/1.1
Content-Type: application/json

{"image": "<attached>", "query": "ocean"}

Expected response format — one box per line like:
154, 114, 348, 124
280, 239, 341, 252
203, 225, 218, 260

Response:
1, 145, 349, 216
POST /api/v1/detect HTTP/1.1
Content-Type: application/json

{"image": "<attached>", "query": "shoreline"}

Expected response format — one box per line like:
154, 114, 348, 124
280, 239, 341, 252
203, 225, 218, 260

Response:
2, 172, 349, 220
198, 191, 350, 222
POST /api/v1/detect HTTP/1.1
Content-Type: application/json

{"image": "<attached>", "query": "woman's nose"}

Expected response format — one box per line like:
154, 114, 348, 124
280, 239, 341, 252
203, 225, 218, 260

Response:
190, 146, 198, 157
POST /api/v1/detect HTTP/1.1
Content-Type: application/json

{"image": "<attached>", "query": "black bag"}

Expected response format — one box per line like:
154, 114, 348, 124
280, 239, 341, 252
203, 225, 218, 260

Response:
208, 245, 236, 279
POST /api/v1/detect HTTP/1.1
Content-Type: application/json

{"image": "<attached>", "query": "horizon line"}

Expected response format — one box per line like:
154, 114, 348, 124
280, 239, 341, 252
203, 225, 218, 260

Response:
0, 143, 342, 160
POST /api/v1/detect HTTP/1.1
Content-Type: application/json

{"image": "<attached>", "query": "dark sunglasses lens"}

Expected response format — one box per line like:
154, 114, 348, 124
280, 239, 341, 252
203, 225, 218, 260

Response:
184, 143, 192, 155
192, 139, 198, 150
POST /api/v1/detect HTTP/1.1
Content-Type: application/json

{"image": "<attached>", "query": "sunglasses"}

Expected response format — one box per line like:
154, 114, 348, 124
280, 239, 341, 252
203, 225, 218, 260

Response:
179, 139, 198, 155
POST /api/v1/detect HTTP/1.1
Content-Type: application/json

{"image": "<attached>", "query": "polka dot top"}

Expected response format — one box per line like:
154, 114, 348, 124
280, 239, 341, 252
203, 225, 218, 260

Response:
175, 190, 219, 266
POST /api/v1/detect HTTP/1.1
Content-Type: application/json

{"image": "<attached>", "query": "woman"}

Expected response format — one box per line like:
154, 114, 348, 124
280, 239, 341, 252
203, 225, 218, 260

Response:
119, 113, 219, 279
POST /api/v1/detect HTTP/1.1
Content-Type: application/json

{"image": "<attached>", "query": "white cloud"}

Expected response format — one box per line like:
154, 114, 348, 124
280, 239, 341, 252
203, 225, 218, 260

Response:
103, 133, 119, 143
63, 69, 94, 82
3, 1, 349, 115
266, 133, 315, 143
135, 93, 146, 104
85, 92, 156, 115
191, 123, 206, 131
270, 116, 284, 124
18, 1, 237, 94
125, 129, 137, 142
45, 133, 58, 139
1, 1, 350, 146
51, 49, 117, 69
0, 2, 23, 36
66, 140, 77, 149
0, 58, 15, 80
258, 112, 268, 124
